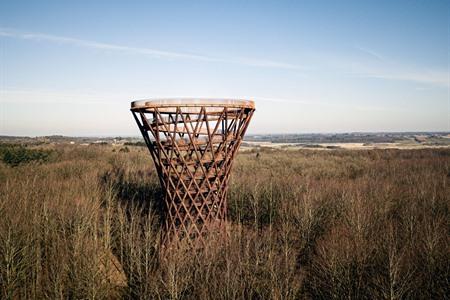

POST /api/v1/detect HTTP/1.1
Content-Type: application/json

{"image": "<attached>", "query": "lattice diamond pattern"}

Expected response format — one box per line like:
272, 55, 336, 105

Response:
132, 104, 254, 245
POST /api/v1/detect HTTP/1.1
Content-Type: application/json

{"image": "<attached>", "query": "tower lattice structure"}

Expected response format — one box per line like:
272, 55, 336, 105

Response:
131, 99, 255, 245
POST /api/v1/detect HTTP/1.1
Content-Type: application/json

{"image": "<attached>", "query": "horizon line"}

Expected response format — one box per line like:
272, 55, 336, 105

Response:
1, 131, 449, 139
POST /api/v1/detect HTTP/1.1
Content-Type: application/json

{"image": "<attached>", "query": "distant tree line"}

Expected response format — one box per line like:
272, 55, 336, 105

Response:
0, 144, 54, 167
124, 141, 147, 147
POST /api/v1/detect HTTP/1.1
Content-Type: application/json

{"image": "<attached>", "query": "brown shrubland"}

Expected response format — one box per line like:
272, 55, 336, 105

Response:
0, 145, 448, 299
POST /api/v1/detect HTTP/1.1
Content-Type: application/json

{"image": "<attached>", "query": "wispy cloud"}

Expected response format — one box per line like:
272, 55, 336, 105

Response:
355, 45, 384, 61
251, 96, 314, 105
354, 69, 449, 87
2, 28, 447, 87
0, 27, 304, 70
250, 96, 347, 109
1, 89, 315, 106
351, 45, 449, 87
354, 105, 395, 112
0, 88, 125, 105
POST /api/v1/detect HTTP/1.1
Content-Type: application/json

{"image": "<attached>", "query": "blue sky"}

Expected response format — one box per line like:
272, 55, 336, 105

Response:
1, 0, 449, 136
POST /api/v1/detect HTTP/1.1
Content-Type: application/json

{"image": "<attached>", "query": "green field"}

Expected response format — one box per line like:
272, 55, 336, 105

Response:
0, 144, 448, 299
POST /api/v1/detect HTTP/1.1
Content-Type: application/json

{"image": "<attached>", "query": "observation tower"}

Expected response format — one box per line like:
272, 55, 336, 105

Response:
131, 99, 255, 245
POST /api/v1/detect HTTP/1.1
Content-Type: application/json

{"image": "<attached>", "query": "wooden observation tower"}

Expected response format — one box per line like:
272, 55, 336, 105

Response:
131, 99, 255, 245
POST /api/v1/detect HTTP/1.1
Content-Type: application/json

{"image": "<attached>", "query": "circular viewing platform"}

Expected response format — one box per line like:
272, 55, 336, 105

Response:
131, 98, 255, 113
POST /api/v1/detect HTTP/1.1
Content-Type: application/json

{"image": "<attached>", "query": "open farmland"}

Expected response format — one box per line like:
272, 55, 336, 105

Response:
0, 143, 449, 299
